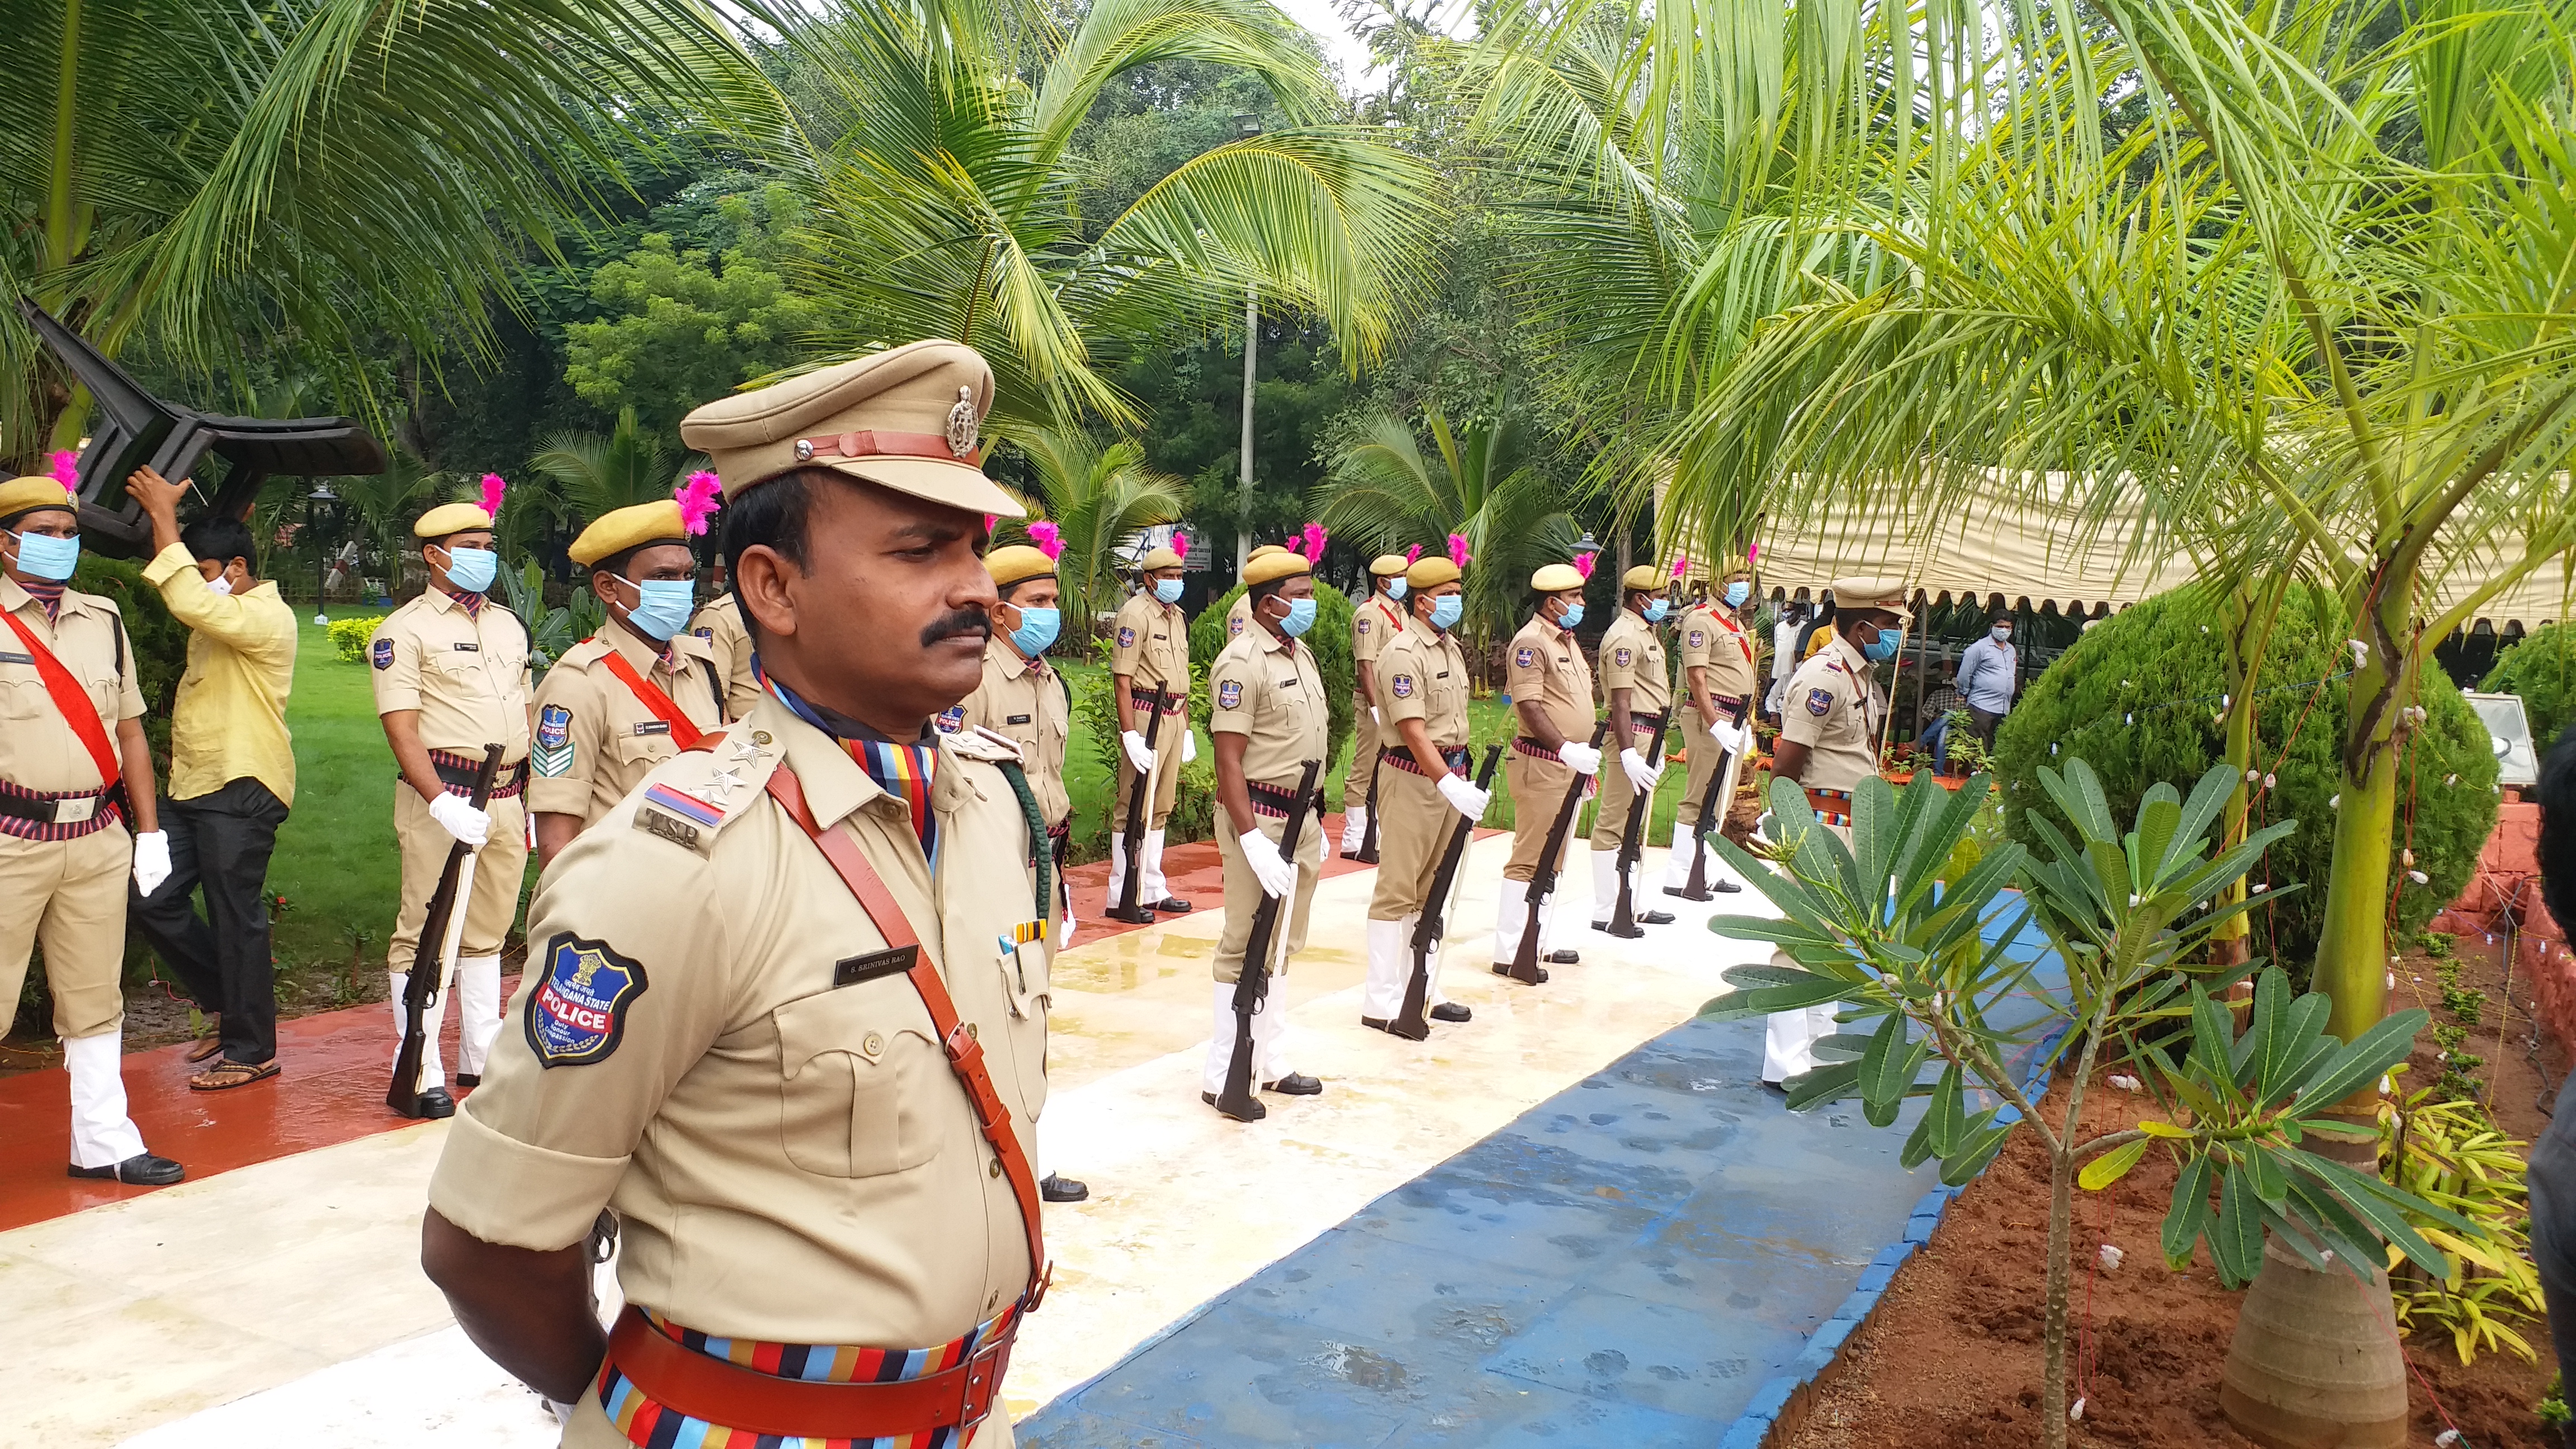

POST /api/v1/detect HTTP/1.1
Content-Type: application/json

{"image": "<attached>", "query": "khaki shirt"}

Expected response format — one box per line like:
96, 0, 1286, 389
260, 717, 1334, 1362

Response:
1598, 607, 1673, 718
527, 624, 726, 830
1780, 633, 1884, 792
951, 636, 1071, 829
368, 590, 533, 764
0, 577, 144, 793
428, 694, 1053, 1348
1224, 593, 1256, 645
1504, 613, 1594, 740
1351, 593, 1404, 679
1108, 590, 1189, 695
689, 594, 764, 722
1679, 604, 1759, 712
143, 545, 299, 807
1208, 627, 1329, 787
1375, 614, 1470, 750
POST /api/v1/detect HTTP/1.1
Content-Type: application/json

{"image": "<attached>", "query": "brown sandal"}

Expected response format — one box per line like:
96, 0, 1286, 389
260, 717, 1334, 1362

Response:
185, 1036, 225, 1064
188, 1059, 280, 1091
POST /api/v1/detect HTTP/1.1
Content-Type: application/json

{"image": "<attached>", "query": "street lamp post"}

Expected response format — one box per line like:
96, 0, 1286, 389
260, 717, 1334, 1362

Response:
1235, 112, 1262, 576
308, 481, 341, 626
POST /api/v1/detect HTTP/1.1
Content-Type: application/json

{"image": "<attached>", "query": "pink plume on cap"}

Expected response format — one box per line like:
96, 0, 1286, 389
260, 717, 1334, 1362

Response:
1671, 555, 1689, 581
1301, 522, 1328, 562
1404, 543, 1422, 566
675, 471, 723, 537
1029, 520, 1063, 560
1748, 542, 1759, 562
479, 472, 508, 519
1446, 532, 1469, 568
48, 449, 79, 493
1573, 552, 1597, 580
1172, 530, 1189, 561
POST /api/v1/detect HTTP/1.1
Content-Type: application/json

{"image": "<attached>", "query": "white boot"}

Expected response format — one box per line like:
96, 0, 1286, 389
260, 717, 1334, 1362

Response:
1203, 980, 1241, 1095
1762, 1003, 1840, 1085
1589, 849, 1621, 926
1423, 913, 1451, 1006
1663, 834, 1694, 893
64, 1029, 146, 1169
1339, 806, 1367, 855
1361, 916, 1410, 1021
390, 970, 450, 1090
1142, 828, 1171, 903
457, 954, 504, 1078
1105, 832, 1133, 906
1491, 878, 1530, 967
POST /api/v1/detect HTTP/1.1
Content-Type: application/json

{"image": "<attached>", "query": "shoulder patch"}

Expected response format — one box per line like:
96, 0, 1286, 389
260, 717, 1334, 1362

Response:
1614, 646, 1633, 667
693, 626, 713, 640
525, 933, 647, 1068
371, 637, 395, 670
1217, 679, 1243, 710
1807, 687, 1836, 717
1514, 645, 1536, 669
533, 704, 575, 777
1688, 629, 1706, 648
1117, 625, 1136, 648
1228, 616, 1245, 637
1391, 674, 1414, 699
935, 704, 967, 733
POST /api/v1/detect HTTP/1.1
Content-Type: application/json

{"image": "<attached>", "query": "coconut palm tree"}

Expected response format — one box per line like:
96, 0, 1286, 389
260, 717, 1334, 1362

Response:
1312, 400, 1584, 663
1009, 427, 1189, 641
750, 0, 1441, 437
0, 0, 782, 463
532, 407, 707, 523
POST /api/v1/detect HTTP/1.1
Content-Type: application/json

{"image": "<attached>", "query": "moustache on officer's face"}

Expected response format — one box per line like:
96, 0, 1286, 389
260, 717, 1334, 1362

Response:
921, 607, 992, 649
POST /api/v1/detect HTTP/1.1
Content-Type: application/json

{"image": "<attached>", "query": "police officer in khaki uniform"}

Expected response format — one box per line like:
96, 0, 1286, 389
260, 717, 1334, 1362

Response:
1761, 575, 1905, 1086
370, 500, 534, 1117
1337, 553, 1410, 856
1202, 547, 1331, 1117
1665, 561, 1760, 896
0, 475, 182, 1186
688, 573, 763, 721
1106, 544, 1194, 912
529, 501, 727, 866
1223, 544, 1287, 645
1491, 562, 1604, 981
953, 542, 1088, 1204
423, 339, 1057, 1448
1359, 555, 1483, 1030
1589, 564, 1676, 930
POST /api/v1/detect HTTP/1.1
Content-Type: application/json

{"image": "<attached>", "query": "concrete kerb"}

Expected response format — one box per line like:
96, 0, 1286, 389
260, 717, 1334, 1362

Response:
1721, 1020, 2073, 1447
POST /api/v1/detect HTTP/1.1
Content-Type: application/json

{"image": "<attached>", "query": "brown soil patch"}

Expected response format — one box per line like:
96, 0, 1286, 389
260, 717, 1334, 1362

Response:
1781, 935, 2566, 1449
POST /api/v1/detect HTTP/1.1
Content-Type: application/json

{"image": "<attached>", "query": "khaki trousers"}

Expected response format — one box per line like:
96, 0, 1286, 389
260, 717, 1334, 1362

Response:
1367, 764, 1456, 922
0, 823, 132, 1039
1213, 804, 1325, 984
387, 783, 529, 973
1337, 699, 1381, 812
1503, 751, 1586, 883
1110, 714, 1185, 831
1587, 723, 1661, 851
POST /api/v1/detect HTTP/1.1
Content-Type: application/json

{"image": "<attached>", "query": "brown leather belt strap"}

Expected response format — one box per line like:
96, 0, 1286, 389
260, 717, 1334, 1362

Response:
605, 1305, 1014, 1439
794, 429, 981, 467
761, 763, 1050, 1315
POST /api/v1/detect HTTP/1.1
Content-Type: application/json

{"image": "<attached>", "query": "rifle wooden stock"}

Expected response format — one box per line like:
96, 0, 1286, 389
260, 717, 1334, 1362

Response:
387, 742, 504, 1117
1215, 759, 1323, 1122
1105, 685, 1175, 924
1677, 694, 1756, 901
1606, 712, 1670, 938
1507, 720, 1613, 984
1391, 745, 1503, 1039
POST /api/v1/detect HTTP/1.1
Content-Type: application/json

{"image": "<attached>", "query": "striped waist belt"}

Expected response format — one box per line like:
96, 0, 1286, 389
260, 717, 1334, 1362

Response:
1628, 710, 1670, 736
1246, 779, 1325, 819
1126, 689, 1186, 714
599, 1303, 1019, 1447
1512, 736, 1566, 761
425, 749, 527, 800
1380, 744, 1469, 778
1805, 786, 1853, 826
0, 779, 123, 840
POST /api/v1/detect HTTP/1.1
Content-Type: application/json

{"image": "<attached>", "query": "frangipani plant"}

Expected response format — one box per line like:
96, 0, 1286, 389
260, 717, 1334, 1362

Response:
1702, 761, 2461, 1448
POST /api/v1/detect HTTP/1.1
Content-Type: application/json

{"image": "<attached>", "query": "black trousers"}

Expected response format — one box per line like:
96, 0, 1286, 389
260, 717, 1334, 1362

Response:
1968, 705, 2006, 751
129, 778, 289, 1065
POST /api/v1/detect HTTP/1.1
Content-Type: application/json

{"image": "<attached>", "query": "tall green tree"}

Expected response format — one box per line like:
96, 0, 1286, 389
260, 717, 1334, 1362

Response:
1006, 426, 1189, 640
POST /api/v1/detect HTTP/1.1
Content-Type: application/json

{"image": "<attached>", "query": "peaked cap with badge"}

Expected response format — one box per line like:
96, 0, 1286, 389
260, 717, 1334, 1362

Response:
1829, 574, 1909, 614
0, 475, 78, 524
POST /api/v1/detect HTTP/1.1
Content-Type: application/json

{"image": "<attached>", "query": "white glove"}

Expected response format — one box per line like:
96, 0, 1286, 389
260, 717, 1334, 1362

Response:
1121, 730, 1157, 775
1370, 706, 1381, 724
1709, 718, 1746, 754
1557, 741, 1603, 775
132, 830, 172, 897
1182, 730, 1198, 764
1238, 829, 1298, 899
428, 789, 492, 847
1621, 748, 1661, 794
1058, 912, 1076, 952
1436, 773, 1491, 821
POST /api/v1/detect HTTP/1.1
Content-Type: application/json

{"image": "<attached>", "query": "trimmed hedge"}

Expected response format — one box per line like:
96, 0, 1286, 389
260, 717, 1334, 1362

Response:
1993, 584, 2499, 983
2480, 622, 2575, 747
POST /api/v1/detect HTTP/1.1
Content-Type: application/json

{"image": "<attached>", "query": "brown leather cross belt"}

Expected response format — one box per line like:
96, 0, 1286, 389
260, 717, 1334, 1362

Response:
604, 1305, 1015, 1440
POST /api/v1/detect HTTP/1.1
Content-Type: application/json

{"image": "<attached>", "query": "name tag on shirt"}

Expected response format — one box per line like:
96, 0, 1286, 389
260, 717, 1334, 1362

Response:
835, 946, 919, 987
0, 651, 30, 665
1006, 713, 1031, 726
633, 721, 671, 736
453, 642, 479, 652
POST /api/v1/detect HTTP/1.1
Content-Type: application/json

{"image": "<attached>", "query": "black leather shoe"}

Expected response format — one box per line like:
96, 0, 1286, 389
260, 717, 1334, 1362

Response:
1714, 880, 1742, 893
1545, 950, 1581, 965
1360, 1016, 1392, 1033
404, 1088, 456, 1120
1149, 897, 1193, 913
69, 1152, 185, 1186
455, 1073, 480, 1088
1040, 1173, 1090, 1202
1264, 1073, 1323, 1095
1760, 1079, 1789, 1096
1203, 1091, 1266, 1120
1430, 1002, 1471, 1024
1494, 963, 1550, 984
1641, 910, 1676, 925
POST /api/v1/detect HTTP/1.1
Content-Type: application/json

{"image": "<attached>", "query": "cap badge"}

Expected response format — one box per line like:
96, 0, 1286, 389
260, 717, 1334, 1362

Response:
946, 386, 979, 459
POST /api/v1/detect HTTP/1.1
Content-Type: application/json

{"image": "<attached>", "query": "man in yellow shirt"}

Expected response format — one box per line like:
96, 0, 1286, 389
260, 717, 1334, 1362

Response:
124, 467, 299, 1092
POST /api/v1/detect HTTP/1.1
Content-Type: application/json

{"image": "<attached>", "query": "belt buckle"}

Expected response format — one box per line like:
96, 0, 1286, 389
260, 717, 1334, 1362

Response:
55, 795, 95, 825
956, 1325, 1016, 1431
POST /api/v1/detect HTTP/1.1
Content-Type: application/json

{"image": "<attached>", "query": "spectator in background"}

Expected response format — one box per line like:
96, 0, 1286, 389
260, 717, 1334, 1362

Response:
125, 467, 298, 1091
1955, 608, 2019, 751
2529, 724, 2576, 1442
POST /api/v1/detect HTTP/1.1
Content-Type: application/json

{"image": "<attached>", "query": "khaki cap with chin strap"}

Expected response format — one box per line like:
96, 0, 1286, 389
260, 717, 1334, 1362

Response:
1830, 575, 1910, 613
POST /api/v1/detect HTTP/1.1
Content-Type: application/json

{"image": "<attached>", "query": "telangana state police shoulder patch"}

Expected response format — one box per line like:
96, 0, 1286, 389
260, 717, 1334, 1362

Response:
526, 932, 647, 1068
532, 704, 575, 777
1689, 629, 1706, 648
1229, 617, 1245, 636
1614, 647, 1633, 666
1218, 679, 1243, 709
1391, 674, 1414, 699
935, 705, 966, 733
1807, 687, 1835, 717
1356, 617, 1370, 634
1515, 645, 1536, 669
371, 637, 394, 670
1117, 626, 1136, 648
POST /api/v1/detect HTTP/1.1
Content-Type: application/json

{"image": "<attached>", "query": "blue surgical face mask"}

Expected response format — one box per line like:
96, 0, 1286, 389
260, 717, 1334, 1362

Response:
1386, 578, 1407, 601
1555, 602, 1584, 631
1991, 625, 2012, 645
1429, 593, 1462, 631
622, 577, 697, 640
1641, 599, 1670, 623
440, 544, 498, 595
8, 529, 81, 582
1010, 604, 1062, 657
1153, 577, 1183, 604
1860, 625, 1902, 662
1277, 596, 1318, 638
1723, 581, 1750, 608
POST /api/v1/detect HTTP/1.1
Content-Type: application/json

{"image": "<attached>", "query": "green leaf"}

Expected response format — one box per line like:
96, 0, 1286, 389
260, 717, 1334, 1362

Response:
2163, 763, 2242, 880
1809, 1031, 1878, 1062
2289, 1008, 2430, 1114
1940, 1112, 2017, 1187
1784, 1059, 1863, 1111
2188, 983, 2238, 1086
2236, 965, 2294, 1092
2079, 1138, 2152, 1191
2163, 1156, 2214, 1266
2212, 1164, 2264, 1286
